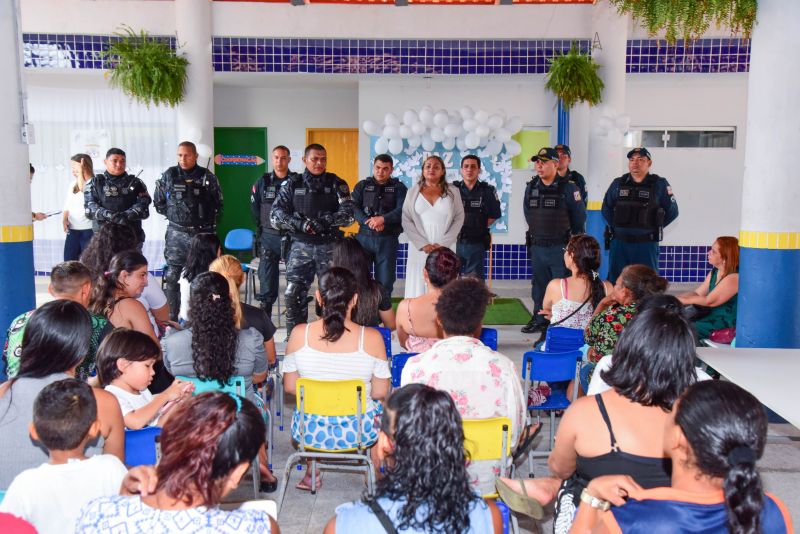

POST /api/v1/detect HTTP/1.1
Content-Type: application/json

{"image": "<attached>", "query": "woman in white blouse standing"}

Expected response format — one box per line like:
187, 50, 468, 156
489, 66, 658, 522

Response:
401, 155, 464, 298
63, 153, 95, 261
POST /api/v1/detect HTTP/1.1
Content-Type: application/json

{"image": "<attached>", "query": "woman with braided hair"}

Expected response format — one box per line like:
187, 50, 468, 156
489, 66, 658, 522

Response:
570, 380, 792, 533
76, 392, 280, 533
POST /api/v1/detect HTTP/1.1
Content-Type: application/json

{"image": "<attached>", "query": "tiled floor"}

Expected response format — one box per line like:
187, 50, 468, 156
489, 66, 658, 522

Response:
32, 277, 800, 533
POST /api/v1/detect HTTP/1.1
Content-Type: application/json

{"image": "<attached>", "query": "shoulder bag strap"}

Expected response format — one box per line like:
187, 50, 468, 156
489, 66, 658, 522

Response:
367, 500, 399, 534
550, 294, 591, 327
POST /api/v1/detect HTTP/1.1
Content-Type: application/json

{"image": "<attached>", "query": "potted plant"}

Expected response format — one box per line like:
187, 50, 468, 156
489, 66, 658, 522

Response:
545, 44, 605, 109
609, 0, 757, 42
103, 26, 189, 107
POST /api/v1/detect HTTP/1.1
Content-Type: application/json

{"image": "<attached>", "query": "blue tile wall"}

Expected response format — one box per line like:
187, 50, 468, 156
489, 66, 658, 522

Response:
22, 33, 176, 69
627, 38, 750, 73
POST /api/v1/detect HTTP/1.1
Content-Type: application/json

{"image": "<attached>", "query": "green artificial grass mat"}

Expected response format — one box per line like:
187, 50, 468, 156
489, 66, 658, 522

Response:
391, 297, 532, 325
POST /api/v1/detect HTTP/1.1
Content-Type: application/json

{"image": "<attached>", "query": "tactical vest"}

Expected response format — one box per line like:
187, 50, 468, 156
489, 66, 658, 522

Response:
361, 178, 401, 235
292, 174, 339, 220
259, 173, 285, 230
96, 173, 140, 213
612, 175, 663, 232
459, 182, 490, 241
165, 168, 217, 228
525, 178, 571, 244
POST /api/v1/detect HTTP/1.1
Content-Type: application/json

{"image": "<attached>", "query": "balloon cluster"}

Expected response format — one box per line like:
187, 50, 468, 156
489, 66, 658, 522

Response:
185, 127, 213, 159
363, 107, 524, 157
591, 106, 631, 147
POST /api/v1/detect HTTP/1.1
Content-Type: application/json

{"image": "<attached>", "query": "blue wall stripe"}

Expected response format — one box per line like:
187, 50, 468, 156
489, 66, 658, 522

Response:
0, 242, 36, 347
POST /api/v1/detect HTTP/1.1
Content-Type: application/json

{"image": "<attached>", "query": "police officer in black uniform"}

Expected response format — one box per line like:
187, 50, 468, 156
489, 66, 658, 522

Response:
351, 153, 407, 305
250, 145, 298, 319
84, 147, 151, 248
521, 147, 586, 334
153, 141, 223, 320
555, 144, 588, 209
453, 155, 501, 280
270, 143, 354, 336
601, 147, 679, 283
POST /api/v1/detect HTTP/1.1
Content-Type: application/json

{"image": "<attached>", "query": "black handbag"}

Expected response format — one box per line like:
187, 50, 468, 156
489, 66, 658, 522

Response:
683, 304, 713, 321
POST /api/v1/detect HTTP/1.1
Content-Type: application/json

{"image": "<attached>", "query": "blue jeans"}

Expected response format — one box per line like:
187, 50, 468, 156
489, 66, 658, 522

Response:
529, 244, 569, 326
63, 229, 93, 261
456, 241, 487, 280
356, 233, 398, 303
608, 239, 660, 283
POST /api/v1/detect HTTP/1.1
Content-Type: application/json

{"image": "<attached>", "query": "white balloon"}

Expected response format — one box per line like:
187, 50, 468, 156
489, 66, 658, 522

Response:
399, 125, 413, 139
487, 114, 503, 130
474, 110, 489, 124
463, 118, 478, 132
185, 127, 202, 143
363, 120, 381, 136
486, 140, 502, 156
383, 125, 400, 139
496, 108, 507, 119
388, 138, 404, 155
494, 128, 511, 143
411, 122, 426, 136
444, 124, 462, 138
479, 136, 489, 147
421, 134, 435, 152
456, 136, 468, 152
475, 125, 490, 138
597, 116, 614, 133
504, 139, 522, 156
459, 106, 474, 120
374, 136, 389, 154
419, 108, 434, 127
465, 132, 480, 149
402, 109, 418, 126
384, 113, 400, 126
196, 143, 212, 159
505, 116, 523, 134
442, 137, 456, 150
407, 135, 422, 149
430, 127, 445, 143
615, 114, 631, 132
433, 112, 449, 129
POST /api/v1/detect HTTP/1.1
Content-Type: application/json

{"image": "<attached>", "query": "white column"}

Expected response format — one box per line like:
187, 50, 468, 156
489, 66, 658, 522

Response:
175, 0, 214, 154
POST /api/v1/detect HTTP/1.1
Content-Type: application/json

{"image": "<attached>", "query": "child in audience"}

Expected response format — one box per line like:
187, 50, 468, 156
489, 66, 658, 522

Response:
0, 379, 128, 534
97, 328, 193, 429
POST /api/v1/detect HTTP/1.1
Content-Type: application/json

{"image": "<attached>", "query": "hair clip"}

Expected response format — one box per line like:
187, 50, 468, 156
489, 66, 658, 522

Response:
228, 393, 242, 413
103, 271, 111, 278
591, 270, 599, 280
211, 293, 221, 301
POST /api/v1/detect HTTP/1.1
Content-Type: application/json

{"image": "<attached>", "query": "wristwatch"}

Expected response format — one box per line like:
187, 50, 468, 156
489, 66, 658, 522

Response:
580, 488, 611, 511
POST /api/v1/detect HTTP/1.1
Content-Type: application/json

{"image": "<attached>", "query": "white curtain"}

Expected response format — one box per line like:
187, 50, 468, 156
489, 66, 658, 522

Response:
27, 85, 177, 273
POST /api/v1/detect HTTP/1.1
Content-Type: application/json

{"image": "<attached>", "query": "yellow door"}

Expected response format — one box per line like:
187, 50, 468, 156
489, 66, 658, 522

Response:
306, 128, 360, 234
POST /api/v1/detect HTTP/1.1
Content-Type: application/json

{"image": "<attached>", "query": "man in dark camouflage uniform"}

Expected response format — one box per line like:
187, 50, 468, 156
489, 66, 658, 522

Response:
153, 141, 223, 320
270, 143, 354, 336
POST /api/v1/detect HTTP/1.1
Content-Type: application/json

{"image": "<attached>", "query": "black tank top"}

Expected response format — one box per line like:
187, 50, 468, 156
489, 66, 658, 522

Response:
575, 395, 672, 489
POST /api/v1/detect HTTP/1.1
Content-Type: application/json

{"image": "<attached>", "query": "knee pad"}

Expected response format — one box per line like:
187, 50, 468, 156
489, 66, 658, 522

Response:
285, 282, 308, 304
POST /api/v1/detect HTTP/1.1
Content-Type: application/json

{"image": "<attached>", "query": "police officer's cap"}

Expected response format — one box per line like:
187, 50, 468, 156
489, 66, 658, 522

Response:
554, 144, 571, 157
626, 147, 652, 160
531, 147, 560, 163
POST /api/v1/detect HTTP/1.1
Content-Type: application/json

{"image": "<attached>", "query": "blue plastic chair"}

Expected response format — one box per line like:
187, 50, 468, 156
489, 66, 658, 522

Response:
521, 349, 581, 474
224, 228, 256, 303
543, 327, 584, 353
373, 326, 392, 359
390, 352, 418, 388
479, 327, 498, 351
124, 426, 162, 467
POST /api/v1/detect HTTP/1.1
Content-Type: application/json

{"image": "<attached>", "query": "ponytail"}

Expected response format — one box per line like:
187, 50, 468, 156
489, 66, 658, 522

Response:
566, 234, 606, 308
318, 267, 357, 342
88, 250, 147, 317
723, 446, 763, 534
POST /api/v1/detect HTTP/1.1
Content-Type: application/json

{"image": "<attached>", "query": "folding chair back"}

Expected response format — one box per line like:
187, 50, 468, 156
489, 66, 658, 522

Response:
391, 352, 417, 387
298, 378, 367, 417
178, 375, 247, 397
544, 327, 585, 353
463, 417, 512, 500
124, 426, 162, 467
479, 328, 498, 351
373, 326, 392, 359
224, 228, 254, 252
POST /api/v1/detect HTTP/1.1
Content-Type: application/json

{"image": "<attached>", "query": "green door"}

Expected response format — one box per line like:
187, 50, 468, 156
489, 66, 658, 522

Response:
213, 127, 268, 258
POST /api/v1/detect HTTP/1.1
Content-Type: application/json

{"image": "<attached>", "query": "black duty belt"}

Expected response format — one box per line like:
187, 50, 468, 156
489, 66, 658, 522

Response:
615, 232, 658, 243
169, 223, 216, 234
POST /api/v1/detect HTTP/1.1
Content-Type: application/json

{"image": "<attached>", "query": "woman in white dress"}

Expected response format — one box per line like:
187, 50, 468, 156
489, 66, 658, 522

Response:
401, 155, 464, 298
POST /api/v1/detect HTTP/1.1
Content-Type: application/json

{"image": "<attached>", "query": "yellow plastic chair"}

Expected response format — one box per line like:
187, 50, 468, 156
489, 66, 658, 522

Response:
276, 378, 377, 515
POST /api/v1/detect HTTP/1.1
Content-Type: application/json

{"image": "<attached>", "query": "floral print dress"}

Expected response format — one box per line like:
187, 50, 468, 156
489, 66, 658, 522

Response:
585, 303, 638, 363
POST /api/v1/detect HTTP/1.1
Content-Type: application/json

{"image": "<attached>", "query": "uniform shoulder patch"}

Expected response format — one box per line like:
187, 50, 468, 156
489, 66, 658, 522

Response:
573, 190, 582, 202
666, 186, 673, 196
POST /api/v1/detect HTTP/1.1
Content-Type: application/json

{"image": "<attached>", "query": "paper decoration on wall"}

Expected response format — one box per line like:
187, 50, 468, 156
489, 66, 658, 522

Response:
213, 154, 265, 166
591, 105, 631, 147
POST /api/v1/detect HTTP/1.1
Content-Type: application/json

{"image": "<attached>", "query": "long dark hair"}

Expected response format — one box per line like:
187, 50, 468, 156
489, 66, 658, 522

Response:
182, 233, 221, 283
79, 223, 138, 280
601, 307, 696, 411
155, 393, 265, 506
331, 237, 382, 326
188, 271, 238, 384
675, 381, 768, 534
17, 300, 92, 379
368, 384, 478, 532
96, 328, 161, 387
417, 155, 449, 197
318, 267, 357, 342
565, 234, 606, 308
88, 250, 147, 317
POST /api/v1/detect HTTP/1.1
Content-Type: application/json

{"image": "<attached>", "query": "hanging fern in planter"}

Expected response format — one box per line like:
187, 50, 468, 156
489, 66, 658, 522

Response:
103, 26, 188, 107
609, 0, 758, 42
545, 44, 604, 109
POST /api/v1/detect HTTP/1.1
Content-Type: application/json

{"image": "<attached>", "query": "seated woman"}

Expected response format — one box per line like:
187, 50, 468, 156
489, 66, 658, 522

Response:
678, 236, 739, 340
161, 271, 276, 490
178, 233, 221, 323
572, 381, 792, 533
76, 393, 281, 534
283, 267, 391, 491
585, 264, 667, 364
395, 247, 461, 353
0, 300, 124, 489
400, 277, 526, 496
326, 384, 503, 533
497, 307, 697, 528
539, 234, 611, 330
331, 237, 396, 330
210, 255, 278, 367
